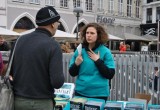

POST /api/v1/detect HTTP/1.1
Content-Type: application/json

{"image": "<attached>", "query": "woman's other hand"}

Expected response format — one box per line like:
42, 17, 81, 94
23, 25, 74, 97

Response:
75, 55, 83, 66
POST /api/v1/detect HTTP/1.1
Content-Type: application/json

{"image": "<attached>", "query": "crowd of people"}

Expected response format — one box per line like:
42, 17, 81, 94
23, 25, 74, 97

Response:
60, 42, 78, 53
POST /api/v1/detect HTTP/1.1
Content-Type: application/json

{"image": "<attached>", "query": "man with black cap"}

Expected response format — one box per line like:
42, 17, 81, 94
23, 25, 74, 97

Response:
10, 6, 64, 110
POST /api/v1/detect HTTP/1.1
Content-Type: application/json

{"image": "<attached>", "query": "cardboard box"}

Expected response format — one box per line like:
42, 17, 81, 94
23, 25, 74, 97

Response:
135, 93, 151, 104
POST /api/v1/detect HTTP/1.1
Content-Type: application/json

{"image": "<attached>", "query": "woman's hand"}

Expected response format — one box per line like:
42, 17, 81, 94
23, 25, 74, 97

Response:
75, 55, 83, 66
88, 49, 100, 61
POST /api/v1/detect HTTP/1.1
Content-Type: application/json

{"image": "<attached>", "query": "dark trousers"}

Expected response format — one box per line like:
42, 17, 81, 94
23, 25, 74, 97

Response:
14, 96, 54, 110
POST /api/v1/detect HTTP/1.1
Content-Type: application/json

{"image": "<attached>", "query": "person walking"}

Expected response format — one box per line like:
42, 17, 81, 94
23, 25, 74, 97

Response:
69, 23, 115, 101
153, 67, 159, 91
10, 6, 64, 110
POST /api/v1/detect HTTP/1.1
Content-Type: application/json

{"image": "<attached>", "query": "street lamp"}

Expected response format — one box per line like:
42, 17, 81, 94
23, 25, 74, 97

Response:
73, 7, 83, 40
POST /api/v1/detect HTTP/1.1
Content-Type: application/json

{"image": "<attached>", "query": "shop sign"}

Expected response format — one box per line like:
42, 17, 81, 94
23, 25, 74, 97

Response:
96, 15, 115, 24
144, 28, 156, 35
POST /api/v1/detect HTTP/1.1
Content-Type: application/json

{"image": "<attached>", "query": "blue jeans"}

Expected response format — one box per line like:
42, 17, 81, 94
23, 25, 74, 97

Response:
14, 96, 54, 110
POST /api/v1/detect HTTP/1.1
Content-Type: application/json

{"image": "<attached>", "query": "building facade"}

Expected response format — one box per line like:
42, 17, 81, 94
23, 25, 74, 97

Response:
0, 0, 7, 28
3, 0, 142, 39
140, 0, 160, 36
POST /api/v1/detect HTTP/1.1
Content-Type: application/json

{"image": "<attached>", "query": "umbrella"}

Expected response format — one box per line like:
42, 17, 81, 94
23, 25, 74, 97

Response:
20, 29, 76, 38
0, 27, 20, 36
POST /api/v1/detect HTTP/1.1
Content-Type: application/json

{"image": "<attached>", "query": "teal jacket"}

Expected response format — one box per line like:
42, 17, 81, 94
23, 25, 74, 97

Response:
69, 45, 115, 97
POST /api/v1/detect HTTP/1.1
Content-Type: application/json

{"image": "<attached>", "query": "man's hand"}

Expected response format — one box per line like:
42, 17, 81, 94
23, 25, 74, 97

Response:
88, 49, 100, 61
75, 55, 83, 66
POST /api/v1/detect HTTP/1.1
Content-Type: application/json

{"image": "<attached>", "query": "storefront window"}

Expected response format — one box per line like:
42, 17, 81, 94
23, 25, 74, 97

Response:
147, 8, 152, 23
156, 7, 160, 22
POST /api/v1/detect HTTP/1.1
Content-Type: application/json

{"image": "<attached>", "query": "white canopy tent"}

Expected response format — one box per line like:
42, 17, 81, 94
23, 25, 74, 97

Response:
108, 34, 123, 40
21, 28, 123, 40
0, 27, 20, 36
0, 27, 20, 40
20, 29, 76, 39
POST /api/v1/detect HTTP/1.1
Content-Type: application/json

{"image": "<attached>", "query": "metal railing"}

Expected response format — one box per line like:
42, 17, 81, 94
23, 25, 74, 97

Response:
62, 52, 160, 104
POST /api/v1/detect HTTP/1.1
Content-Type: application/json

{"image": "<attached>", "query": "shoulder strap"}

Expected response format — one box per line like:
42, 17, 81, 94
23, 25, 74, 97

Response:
5, 37, 20, 77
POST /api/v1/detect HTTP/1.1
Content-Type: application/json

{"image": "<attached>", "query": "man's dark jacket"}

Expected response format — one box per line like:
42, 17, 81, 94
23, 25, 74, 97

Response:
11, 28, 64, 99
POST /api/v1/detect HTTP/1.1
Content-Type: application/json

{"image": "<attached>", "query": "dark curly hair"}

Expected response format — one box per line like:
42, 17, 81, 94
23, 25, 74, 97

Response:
80, 23, 108, 46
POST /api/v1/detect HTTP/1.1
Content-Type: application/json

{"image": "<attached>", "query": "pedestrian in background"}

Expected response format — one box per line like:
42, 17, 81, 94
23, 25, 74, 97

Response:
69, 23, 115, 101
119, 42, 126, 52
10, 6, 64, 110
0, 36, 10, 51
153, 67, 159, 91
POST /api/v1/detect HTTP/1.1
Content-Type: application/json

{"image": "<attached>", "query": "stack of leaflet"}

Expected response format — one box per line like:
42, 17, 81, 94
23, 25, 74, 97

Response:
54, 83, 75, 110
70, 96, 88, 110
84, 98, 105, 110
148, 104, 160, 110
104, 101, 124, 110
55, 101, 70, 110
124, 102, 144, 110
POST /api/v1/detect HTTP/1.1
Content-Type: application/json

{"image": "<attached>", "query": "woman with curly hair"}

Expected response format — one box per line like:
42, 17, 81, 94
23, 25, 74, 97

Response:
69, 23, 115, 101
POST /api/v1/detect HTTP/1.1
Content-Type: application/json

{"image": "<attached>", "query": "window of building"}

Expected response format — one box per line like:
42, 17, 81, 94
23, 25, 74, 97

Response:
156, 7, 160, 22
14, 17, 35, 31
135, 0, 140, 18
127, 0, 132, 17
60, 0, 68, 8
97, 0, 103, 12
30, 0, 40, 4
73, 0, 81, 8
45, 0, 54, 6
147, 0, 153, 3
118, 0, 123, 15
108, 0, 114, 13
147, 8, 152, 23
12, 0, 24, 2
86, 0, 92, 11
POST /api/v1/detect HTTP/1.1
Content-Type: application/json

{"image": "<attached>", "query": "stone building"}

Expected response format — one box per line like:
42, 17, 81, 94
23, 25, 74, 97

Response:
1, 0, 142, 40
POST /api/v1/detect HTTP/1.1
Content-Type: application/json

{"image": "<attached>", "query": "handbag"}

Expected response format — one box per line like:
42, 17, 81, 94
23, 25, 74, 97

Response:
0, 38, 19, 110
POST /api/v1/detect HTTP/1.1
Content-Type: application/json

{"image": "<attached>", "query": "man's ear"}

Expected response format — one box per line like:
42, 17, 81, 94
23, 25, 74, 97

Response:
51, 24, 54, 28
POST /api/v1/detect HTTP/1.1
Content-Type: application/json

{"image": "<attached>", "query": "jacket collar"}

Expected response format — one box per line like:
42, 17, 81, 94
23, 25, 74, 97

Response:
83, 43, 100, 51
35, 28, 52, 37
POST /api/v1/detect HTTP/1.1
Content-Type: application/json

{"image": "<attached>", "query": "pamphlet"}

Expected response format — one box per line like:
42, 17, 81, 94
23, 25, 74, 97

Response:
70, 96, 88, 110
104, 101, 123, 110
84, 101, 104, 110
148, 104, 160, 110
54, 83, 75, 101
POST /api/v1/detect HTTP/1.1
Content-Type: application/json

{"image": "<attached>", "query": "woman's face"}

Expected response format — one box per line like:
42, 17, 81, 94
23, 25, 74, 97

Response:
86, 27, 97, 44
